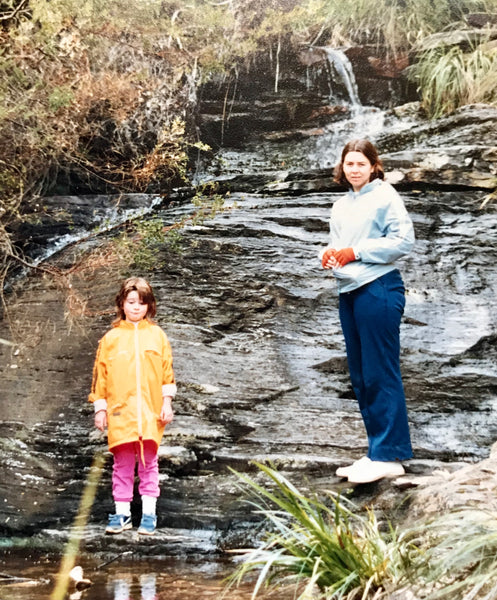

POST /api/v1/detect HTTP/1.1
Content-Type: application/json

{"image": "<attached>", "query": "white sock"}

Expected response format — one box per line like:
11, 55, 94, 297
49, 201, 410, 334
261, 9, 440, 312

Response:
115, 501, 131, 516
141, 495, 157, 516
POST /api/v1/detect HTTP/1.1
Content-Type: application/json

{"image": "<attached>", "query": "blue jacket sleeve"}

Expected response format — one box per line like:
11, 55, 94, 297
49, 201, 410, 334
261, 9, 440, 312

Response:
355, 191, 414, 264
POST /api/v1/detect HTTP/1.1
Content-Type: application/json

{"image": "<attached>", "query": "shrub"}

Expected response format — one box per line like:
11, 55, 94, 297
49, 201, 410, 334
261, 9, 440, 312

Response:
226, 463, 418, 600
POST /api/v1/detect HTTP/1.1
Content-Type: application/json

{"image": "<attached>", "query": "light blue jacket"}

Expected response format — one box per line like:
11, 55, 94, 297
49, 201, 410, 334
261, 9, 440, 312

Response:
322, 179, 414, 293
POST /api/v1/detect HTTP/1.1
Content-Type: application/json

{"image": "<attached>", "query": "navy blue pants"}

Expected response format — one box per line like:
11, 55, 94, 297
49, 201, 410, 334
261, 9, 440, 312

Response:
338, 269, 413, 461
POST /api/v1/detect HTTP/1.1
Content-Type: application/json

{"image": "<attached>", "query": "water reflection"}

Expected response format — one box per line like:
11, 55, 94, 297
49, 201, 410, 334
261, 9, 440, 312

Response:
107, 573, 157, 600
0, 551, 291, 600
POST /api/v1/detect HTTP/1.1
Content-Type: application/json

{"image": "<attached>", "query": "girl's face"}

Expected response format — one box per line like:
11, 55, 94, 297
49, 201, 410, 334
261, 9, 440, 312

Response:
123, 290, 148, 323
342, 151, 374, 192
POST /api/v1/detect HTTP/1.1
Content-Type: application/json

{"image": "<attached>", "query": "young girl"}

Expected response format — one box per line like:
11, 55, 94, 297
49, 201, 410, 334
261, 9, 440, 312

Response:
89, 277, 176, 535
321, 139, 415, 484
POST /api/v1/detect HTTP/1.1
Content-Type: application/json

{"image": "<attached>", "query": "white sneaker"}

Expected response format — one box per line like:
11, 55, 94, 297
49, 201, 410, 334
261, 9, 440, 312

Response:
347, 460, 405, 484
335, 456, 371, 478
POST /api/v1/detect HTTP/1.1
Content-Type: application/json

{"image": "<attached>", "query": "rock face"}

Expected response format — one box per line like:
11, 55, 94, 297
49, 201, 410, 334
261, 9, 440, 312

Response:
379, 104, 497, 189
7, 193, 164, 263
196, 102, 497, 196
197, 47, 497, 194
1, 41, 497, 559
401, 442, 497, 519
197, 43, 415, 152
1, 181, 496, 551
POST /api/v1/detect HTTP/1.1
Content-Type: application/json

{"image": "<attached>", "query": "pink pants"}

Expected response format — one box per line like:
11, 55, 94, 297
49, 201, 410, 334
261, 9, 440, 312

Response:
111, 440, 160, 502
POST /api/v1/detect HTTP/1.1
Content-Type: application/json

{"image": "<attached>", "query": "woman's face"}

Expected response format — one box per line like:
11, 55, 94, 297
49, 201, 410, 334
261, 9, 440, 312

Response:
123, 290, 148, 323
342, 151, 374, 192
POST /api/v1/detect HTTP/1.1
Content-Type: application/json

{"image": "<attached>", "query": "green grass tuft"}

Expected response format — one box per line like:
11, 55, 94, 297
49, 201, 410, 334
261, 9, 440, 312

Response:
226, 463, 419, 600
409, 38, 497, 118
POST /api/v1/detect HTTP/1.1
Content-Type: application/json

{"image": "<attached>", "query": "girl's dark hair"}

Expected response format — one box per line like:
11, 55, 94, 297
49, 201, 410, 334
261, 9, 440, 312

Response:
333, 139, 385, 186
113, 277, 157, 325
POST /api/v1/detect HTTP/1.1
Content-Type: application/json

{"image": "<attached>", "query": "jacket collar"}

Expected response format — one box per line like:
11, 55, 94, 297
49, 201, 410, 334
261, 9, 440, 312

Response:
347, 178, 382, 198
118, 319, 150, 330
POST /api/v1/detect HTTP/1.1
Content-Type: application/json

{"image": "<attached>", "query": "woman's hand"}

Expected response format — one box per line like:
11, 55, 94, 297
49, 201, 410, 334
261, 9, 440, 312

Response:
160, 396, 174, 425
321, 248, 339, 269
334, 247, 356, 267
94, 409, 108, 431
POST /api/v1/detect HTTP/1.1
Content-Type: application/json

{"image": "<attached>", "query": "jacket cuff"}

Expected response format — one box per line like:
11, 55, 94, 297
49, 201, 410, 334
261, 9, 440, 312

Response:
93, 399, 107, 413
162, 383, 177, 398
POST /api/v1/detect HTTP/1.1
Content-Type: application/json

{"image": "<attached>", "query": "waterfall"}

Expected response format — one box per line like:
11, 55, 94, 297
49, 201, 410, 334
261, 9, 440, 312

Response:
195, 44, 402, 177
322, 47, 361, 107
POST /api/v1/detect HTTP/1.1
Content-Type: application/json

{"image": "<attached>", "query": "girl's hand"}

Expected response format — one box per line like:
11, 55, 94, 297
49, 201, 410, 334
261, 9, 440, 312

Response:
160, 396, 174, 425
95, 409, 107, 431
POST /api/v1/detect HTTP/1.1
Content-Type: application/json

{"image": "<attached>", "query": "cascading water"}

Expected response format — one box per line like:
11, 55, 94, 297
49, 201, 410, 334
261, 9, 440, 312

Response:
321, 47, 361, 108
196, 46, 412, 179
304, 46, 391, 168
191, 47, 497, 471
11, 193, 163, 272
305, 107, 386, 169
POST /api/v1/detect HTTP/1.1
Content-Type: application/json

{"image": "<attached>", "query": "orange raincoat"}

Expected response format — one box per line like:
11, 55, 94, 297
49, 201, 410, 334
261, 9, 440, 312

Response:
89, 319, 176, 453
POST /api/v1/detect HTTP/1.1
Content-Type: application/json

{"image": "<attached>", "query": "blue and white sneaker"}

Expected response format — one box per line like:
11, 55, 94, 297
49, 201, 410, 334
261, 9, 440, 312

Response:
105, 514, 132, 534
137, 514, 157, 536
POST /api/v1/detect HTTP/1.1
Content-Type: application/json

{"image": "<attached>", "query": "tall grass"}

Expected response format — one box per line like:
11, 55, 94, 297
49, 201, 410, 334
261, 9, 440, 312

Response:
226, 463, 418, 600
409, 40, 497, 117
226, 464, 497, 599
314, 0, 497, 56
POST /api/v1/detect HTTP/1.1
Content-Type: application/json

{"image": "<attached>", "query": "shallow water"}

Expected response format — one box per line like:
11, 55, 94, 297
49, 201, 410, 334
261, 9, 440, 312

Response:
0, 551, 290, 600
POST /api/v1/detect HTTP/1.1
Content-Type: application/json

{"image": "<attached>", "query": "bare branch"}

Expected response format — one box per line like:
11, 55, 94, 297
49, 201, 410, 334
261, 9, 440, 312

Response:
0, 0, 30, 22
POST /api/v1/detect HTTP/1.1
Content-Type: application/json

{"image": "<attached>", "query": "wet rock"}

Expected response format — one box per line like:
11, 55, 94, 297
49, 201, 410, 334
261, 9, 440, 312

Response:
197, 43, 414, 154
378, 104, 497, 189
404, 442, 497, 519
1, 184, 497, 552
385, 146, 496, 189
199, 96, 497, 193
2, 73, 497, 562
7, 193, 164, 263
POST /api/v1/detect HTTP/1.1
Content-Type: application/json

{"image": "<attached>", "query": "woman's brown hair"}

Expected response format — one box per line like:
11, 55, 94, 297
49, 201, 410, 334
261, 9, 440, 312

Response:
113, 277, 157, 325
333, 139, 385, 187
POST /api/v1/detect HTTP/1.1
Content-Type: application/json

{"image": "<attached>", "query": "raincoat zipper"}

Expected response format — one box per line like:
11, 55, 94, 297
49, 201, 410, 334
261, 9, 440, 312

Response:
134, 322, 145, 464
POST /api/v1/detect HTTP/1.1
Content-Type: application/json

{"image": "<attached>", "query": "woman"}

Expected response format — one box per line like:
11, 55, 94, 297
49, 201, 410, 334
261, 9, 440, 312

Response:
321, 139, 414, 483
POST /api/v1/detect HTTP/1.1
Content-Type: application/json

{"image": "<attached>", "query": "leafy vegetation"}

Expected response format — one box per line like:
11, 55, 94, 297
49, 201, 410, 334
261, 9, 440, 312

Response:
409, 37, 497, 118
227, 463, 418, 599
306, 0, 489, 55
414, 509, 497, 600
249, 0, 497, 57
115, 183, 228, 272
0, 0, 233, 286
228, 464, 497, 600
